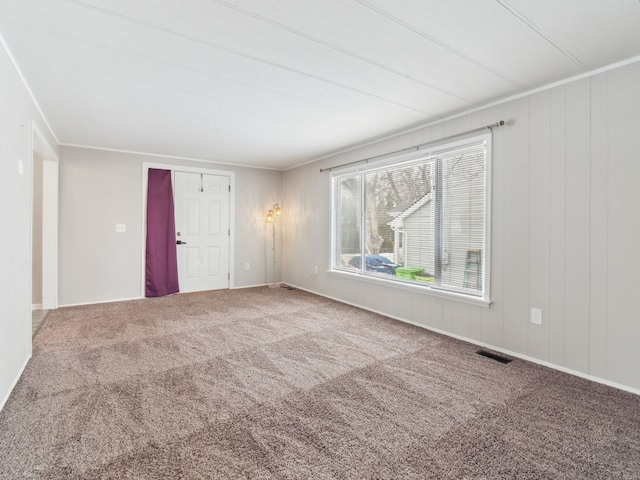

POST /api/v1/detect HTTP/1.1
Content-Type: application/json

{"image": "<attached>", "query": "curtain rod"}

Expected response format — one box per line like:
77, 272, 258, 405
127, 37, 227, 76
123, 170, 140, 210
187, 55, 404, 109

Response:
320, 120, 505, 173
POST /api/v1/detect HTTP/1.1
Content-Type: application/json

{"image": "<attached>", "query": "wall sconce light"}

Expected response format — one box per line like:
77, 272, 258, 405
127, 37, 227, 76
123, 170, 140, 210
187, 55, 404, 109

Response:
266, 203, 282, 286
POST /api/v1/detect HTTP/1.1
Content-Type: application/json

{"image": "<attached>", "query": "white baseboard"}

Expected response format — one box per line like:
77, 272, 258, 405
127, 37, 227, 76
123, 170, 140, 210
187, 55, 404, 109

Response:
231, 283, 271, 290
31, 303, 42, 310
61, 284, 279, 307
0, 354, 31, 413
287, 283, 640, 397
59, 286, 275, 307
59, 296, 143, 308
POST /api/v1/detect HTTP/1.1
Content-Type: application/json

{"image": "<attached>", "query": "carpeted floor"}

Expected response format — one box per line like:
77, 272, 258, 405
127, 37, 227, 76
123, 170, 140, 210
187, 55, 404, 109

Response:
1, 287, 639, 479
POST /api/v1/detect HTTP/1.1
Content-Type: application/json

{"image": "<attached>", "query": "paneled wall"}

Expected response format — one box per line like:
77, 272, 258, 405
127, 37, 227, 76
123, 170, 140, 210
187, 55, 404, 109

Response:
283, 61, 640, 391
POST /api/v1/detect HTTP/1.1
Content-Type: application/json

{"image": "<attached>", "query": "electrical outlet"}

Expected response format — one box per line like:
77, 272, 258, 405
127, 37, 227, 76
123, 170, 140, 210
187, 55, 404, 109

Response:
314, 266, 319, 275
531, 308, 542, 325
245, 262, 251, 271
115, 223, 126, 233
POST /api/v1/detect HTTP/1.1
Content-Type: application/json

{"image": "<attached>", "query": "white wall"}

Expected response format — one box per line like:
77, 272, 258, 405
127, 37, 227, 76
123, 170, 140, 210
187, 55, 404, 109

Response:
283, 60, 640, 392
58, 146, 283, 306
0, 42, 57, 410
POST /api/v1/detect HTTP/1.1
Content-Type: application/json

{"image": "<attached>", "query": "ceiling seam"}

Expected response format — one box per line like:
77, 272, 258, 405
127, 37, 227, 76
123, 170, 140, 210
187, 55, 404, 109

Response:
61, 0, 441, 118
0, 19, 408, 130
354, 0, 526, 90
59, 143, 287, 170
208, 0, 478, 105
495, 0, 587, 71
55, 50, 640, 172
10, 48, 411, 137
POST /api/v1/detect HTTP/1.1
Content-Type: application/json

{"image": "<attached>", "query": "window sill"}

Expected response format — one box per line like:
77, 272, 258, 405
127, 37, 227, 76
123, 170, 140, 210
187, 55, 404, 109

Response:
327, 269, 492, 309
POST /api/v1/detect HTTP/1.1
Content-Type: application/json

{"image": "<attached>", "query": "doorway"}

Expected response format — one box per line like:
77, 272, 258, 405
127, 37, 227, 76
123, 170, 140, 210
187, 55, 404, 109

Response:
31, 124, 58, 341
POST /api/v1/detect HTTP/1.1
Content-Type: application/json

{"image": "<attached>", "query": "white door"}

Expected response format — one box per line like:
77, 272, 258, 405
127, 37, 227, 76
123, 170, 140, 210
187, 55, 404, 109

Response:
174, 172, 230, 293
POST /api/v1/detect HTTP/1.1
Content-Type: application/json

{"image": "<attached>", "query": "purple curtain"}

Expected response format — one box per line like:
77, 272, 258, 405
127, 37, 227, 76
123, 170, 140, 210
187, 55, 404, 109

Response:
145, 169, 179, 297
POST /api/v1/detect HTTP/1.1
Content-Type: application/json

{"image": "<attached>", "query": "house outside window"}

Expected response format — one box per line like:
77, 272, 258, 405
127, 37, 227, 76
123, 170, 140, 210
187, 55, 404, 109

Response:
331, 134, 491, 303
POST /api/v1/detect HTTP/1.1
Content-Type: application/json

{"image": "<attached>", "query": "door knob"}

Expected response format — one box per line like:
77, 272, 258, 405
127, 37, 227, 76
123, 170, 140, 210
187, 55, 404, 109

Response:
176, 240, 187, 245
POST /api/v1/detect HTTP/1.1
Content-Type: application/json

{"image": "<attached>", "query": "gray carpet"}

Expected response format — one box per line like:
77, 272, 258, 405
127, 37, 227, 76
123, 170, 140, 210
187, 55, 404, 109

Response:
1, 287, 638, 479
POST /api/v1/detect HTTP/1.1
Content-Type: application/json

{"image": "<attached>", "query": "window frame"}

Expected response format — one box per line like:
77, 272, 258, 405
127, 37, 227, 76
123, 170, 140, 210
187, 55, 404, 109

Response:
330, 133, 492, 306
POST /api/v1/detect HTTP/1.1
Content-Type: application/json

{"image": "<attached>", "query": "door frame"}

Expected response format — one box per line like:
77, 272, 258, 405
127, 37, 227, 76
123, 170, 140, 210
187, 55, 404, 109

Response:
141, 162, 236, 297
32, 122, 59, 312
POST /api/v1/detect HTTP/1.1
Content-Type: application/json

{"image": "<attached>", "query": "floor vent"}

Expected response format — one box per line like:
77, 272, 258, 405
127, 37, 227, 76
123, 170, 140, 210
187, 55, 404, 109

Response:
476, 350, 513, 364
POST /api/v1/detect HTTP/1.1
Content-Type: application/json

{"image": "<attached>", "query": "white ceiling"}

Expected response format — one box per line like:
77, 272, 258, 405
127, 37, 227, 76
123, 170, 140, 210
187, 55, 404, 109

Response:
1, 0, 639, 170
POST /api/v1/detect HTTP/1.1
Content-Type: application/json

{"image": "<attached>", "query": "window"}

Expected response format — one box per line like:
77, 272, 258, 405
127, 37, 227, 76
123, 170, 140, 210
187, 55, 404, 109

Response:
331, 134, 491, 302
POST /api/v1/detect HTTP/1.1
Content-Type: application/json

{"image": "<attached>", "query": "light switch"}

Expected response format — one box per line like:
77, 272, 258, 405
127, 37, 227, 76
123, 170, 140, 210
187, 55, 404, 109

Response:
531, 308, 542, 325
18, 158, 23, 175
115, 224, 126, 233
